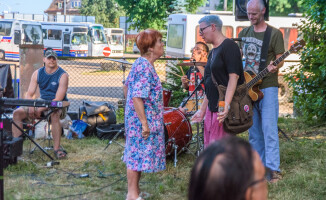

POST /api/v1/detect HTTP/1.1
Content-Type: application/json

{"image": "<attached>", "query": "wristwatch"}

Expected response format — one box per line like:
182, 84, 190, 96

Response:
226, 103, 231, 110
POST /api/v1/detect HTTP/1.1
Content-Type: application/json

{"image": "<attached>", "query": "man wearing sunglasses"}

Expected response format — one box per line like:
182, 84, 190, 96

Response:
191, 15, 245, 147
12, 48, 69, 159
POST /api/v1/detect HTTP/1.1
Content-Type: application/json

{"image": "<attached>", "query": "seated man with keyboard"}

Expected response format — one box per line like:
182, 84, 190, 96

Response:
12, 48, 69, 159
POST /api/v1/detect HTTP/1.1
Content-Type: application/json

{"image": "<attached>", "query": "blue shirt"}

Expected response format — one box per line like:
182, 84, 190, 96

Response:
37, 66, 68, 101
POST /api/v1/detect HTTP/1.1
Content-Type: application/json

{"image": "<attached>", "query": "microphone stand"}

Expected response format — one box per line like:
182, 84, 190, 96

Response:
0, 89, 5, 199
194, 66, 201, 156
0, 107, 4, 200
180, 61, 204, 157
180, 78, 204, 108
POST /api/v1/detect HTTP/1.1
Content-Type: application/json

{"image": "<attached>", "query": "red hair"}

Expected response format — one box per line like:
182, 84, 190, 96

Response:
136, 29, 162, 55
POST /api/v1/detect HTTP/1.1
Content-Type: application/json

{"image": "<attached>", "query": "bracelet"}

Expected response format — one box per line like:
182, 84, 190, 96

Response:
225, 102, 231, 110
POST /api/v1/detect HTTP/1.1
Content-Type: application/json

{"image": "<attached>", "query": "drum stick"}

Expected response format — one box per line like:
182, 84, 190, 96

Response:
170, 71, 194, 83
179, 66, 185, 76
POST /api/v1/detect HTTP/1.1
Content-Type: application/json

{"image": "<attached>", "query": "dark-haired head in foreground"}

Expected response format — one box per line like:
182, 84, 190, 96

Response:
189, 136, 267, 200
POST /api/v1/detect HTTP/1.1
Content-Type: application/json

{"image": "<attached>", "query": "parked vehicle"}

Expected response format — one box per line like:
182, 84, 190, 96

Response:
166, 13, 303, 61
133, 42, 140, 54
41, 22, 88, 57
0, 19, 43, 61
86, 23, 108, 57
104, 28, 124, 57
166, 13, 304, 103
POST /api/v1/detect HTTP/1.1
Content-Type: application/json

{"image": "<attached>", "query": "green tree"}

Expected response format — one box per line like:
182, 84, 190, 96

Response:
170, 0, 188, 14
162, 61, 190, 107
216, 0, 233, 11
286, 0, 326, 122
81, 0, 124, 27
115, 0, 206, 31
216, 0, 304, 16
269, 0, 304, 16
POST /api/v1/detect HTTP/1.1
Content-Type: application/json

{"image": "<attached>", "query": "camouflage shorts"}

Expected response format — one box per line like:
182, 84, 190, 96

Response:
22, 105, 67, 122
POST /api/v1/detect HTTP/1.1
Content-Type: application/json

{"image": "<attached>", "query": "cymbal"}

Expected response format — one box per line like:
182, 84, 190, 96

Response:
177, 61, 207, 66
105, 58, 133, 65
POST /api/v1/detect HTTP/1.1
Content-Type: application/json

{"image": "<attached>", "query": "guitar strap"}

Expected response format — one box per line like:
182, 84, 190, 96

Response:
258, 25, 272, 72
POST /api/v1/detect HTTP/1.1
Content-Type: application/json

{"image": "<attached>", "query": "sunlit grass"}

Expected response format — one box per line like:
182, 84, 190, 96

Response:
4, 117, 326, 199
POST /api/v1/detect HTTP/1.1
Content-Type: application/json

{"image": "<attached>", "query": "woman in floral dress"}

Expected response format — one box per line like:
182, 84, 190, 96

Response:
123, 29, 166, 200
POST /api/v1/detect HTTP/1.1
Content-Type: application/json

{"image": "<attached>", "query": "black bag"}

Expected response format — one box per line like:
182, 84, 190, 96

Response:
96, 123, 124, 140
211, 74, 253, 134
79, 101, 116, 136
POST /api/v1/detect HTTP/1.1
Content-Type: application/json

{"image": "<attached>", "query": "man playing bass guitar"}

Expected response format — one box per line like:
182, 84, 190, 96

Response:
238, 0, 285, 183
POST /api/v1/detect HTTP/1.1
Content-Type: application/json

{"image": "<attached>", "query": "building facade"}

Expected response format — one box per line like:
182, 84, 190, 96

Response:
45, 0, 82, 22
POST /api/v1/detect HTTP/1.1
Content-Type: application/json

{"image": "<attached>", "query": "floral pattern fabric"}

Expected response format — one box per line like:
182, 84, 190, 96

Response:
123, 57, 166, 173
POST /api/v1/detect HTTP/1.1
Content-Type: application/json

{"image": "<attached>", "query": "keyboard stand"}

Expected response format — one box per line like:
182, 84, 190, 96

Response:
4, 109, 56, 161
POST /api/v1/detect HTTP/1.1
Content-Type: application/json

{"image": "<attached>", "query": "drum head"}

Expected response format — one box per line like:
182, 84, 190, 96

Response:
163, 108, 192, 155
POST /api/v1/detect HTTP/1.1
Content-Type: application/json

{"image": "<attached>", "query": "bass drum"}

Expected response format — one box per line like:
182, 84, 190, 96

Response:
163, 89, 172, 107
163, 107, 192, 155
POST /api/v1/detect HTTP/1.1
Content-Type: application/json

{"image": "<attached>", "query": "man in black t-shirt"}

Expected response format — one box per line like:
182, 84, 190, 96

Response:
191, 15, 245, 148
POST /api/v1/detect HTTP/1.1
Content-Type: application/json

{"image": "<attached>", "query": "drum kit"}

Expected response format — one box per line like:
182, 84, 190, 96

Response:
107, 58, 206, 167
162, 61, 207, 166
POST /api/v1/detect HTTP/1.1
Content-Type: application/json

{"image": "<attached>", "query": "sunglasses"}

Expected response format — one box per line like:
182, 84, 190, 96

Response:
199, 24, 212, 34
190, 47, 205, 53
248, 167, 271, 187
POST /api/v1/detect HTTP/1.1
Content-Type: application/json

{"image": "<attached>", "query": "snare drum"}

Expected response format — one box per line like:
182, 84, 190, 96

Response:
163, 107, 192, 155
163, 89, 172, 107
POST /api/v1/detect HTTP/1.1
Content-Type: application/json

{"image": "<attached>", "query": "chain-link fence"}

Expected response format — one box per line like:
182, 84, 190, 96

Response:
5, 58, 296, 117
58, 57, 179, 112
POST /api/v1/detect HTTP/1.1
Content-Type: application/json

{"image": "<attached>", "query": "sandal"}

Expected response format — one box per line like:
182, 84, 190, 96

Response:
140, 192, 151, 199
269, 171, 282, 183
54, 148, 67, 159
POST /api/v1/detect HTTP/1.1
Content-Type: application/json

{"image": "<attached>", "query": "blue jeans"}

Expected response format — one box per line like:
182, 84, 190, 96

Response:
249, 87, 280, 172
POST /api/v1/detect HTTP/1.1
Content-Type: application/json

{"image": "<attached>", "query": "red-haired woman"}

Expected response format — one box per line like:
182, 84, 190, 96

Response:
123, 29, 166, 200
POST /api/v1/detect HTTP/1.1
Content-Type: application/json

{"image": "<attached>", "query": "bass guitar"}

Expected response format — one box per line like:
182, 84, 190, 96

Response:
244, 39, 305, 101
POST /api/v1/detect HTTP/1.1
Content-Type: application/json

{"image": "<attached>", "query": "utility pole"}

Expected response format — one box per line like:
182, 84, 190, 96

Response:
64, 0, 67, 22
224, 0, 228, 11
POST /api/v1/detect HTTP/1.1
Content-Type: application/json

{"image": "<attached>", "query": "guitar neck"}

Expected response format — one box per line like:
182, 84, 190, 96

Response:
273, 50, 291, 66
247, 49, 292, 89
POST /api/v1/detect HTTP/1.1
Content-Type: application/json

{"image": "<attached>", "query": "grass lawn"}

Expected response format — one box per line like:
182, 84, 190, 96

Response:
4, 117, 326, 200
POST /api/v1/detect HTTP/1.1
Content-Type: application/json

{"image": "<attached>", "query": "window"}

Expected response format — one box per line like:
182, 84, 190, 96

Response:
22, 24, 43, 45
42, 29, 47, 39
236, 26, 246, 38
64, 33, 70, 44
75, 1, 78, 7
110, 35, 123, 45
280, 28, 299, 50
48, 29, 62, 40
78, 2, 81, 7
222, 26, 233, 38
73, 27, 88, 33
58, 2, 62, 9
71, 33, 87, 45
71, 1, 74, 7
167, 24, 184, 49
112, 29, 123, 34
0, 22, 12, 36
92, 26, 107, 44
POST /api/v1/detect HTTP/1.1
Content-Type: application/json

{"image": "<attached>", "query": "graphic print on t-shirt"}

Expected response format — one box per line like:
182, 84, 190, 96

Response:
242, 37, 263, 74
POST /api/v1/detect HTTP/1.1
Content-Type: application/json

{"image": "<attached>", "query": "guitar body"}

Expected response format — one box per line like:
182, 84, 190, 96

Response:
244, 71, 264, 101
243, 39, 305, 102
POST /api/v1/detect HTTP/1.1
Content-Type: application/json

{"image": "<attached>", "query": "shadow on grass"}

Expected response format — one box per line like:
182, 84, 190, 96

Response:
4, 117, 326, 200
